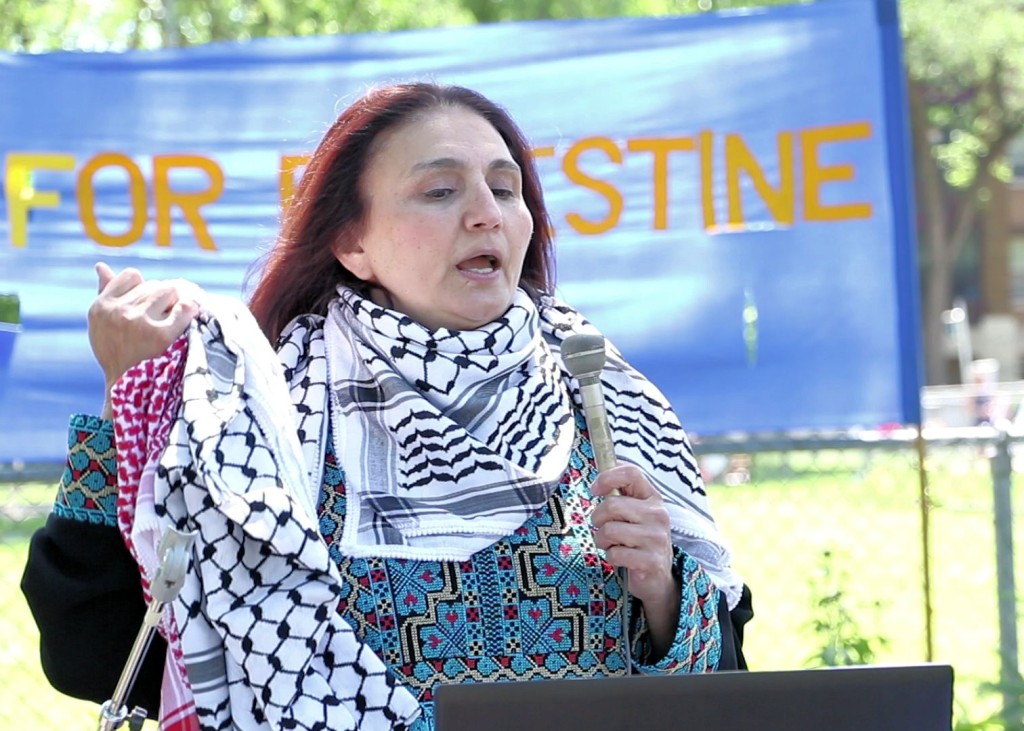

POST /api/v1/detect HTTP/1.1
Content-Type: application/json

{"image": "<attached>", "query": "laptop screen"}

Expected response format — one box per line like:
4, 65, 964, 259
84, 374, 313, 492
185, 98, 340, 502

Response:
433, 664, 954, 731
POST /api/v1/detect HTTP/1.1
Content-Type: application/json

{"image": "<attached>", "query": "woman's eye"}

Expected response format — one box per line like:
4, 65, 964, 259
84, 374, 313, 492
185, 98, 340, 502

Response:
492, 187, 515, 199
425, 188, 454, 200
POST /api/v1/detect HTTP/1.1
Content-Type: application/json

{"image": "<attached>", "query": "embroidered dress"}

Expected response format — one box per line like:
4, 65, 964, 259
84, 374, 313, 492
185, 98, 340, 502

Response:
54, 415, 118, 526
319, 414, 722, 731
55, 414, 722, 731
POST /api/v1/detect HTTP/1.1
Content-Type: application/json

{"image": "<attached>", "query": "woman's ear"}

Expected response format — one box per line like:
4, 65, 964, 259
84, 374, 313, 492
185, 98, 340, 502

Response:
334, 238, 375, 282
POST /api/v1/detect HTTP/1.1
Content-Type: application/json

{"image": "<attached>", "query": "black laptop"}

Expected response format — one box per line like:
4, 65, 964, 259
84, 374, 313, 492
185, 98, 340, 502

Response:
433, 664, 954, 731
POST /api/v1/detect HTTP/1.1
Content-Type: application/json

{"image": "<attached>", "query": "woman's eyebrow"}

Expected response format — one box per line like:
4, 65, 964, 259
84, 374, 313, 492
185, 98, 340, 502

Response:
490, 159, 521, 173
411, 157, 521, 173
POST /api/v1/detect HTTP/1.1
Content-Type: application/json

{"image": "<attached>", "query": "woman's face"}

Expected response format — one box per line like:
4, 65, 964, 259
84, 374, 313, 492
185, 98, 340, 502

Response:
336, 106, 534, 332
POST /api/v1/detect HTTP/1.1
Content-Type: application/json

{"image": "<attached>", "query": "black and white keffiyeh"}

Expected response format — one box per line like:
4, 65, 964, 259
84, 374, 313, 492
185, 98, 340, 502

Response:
155, 294, 421, 731
312, 286, 742, 607
323, 287, 576, 561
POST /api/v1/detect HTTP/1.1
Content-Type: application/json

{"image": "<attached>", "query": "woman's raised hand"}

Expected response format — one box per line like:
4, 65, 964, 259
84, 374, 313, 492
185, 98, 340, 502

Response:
590, 464, 681, 656
88, 262, 200, 415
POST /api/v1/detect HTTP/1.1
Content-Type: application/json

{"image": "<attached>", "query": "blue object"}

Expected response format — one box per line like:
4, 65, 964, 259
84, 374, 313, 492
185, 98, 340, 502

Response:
0, 0, 921, 462
0, 323, 20, 405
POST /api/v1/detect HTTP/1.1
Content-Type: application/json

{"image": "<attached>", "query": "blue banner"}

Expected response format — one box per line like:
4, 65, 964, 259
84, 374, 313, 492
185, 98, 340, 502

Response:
0, 0, 921, 462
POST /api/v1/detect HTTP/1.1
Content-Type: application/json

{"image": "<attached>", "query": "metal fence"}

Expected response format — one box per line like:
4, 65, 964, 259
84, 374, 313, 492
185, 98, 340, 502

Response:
693, 425, 1022, 729
1, 427, 1021, 729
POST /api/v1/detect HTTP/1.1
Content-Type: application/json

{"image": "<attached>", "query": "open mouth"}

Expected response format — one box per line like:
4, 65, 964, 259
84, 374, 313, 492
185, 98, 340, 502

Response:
457, 254, 499, 274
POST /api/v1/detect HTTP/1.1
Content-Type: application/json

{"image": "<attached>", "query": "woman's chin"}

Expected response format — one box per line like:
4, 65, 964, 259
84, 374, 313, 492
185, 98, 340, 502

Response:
430, 295, 514, 332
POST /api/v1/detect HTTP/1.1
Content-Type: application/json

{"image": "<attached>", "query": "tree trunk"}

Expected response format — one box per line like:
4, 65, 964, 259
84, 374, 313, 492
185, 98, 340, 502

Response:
910, 80, 954, 384
981, 178, 1012, 316
162, 0, 180, 47
923, 255, 956, 381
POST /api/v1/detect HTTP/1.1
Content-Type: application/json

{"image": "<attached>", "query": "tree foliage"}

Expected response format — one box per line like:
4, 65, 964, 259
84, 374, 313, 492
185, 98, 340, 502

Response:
0, 0, 806, 51
902, 0, 1024, 190
0, 0, 474, 50
901, 0, 1024, 382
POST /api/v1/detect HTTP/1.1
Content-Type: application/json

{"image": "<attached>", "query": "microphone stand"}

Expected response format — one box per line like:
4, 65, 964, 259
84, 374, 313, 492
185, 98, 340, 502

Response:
98, 527, 197, 731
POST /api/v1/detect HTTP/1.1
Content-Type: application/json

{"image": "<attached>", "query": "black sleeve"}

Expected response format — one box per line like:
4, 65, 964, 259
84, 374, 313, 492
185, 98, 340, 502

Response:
20, 513, 165, 715
715, 583, 753, 671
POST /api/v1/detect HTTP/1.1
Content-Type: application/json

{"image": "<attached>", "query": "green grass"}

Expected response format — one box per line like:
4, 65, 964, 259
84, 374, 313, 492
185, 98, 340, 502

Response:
0, 512, 104, 729
2, 448, 1021, 728
708, 448, 1023, 727
0, 293, 19, 325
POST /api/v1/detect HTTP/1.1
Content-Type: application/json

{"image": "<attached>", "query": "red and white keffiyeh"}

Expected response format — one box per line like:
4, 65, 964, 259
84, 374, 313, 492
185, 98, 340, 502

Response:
111, 335, 198, 731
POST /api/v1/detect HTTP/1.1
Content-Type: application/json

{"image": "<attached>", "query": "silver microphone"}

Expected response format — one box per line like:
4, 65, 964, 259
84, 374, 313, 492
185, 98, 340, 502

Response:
562, 333, 617, 477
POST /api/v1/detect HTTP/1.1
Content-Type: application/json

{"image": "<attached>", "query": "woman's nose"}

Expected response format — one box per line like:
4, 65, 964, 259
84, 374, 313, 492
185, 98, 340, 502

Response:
464, 185, 502, 230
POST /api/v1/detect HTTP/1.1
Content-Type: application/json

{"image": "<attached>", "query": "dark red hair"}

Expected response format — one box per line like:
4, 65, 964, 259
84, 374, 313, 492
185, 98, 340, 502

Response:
248, 82, 556, 344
